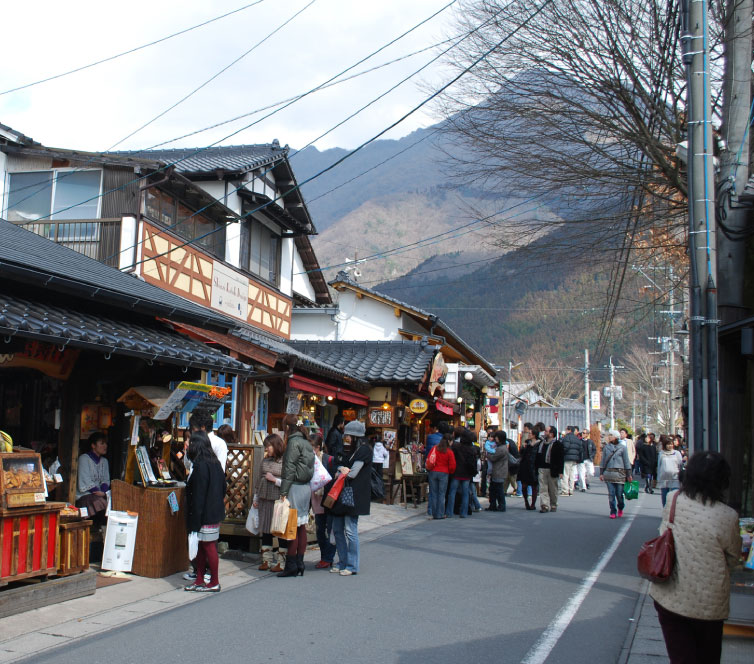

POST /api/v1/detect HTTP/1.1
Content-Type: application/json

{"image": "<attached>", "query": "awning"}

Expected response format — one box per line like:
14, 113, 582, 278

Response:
435, 398, 456, 416
288, 374, 368, 406
0, 294, 254, 375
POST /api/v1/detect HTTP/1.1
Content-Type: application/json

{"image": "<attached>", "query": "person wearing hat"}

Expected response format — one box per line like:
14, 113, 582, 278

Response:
329, 419, 372, 576
599, 430, 633, 519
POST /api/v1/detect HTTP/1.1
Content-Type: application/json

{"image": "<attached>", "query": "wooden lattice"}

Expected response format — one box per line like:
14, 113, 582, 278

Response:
224, 443, 262, 521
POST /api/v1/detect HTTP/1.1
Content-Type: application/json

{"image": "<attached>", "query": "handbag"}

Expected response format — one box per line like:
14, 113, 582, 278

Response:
245, 502, 259, 535
624, 480, 639, 500
323, 472, 347, 509
508, 453, 520, 475
270, 497, 290, 537
339, 485, 355, 507
282, 507, 298, 540
637, 491, 679, 583
310, 454, 332, 492
426, 447, 437, 471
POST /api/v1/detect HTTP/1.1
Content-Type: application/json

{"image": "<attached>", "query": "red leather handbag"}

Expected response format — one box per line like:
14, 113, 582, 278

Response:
637, 491, 679, 583
322, 472, 346, 509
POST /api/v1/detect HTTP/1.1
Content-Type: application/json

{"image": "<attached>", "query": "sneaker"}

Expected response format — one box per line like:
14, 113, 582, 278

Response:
610, 514, 617, 519
194, 584, 221, 592
329, 566, 342, 574
617, 510, 623, 517
539, 506, 549, 513
339, 569, 354, 576
183, 572, 197, 581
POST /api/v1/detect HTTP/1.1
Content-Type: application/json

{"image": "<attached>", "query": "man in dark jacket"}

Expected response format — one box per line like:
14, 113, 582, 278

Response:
325, 414, 345, 467
561, 426, 584, 496
445, 426, 480, 518
535, 426, 564, 513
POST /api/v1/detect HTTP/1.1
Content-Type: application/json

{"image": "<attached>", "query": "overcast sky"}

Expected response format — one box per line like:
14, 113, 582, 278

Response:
0, 0, 457, 153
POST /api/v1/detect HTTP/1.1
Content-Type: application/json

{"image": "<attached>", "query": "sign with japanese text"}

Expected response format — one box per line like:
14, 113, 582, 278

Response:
211, 260, 249, 321
368, 407, 394, 428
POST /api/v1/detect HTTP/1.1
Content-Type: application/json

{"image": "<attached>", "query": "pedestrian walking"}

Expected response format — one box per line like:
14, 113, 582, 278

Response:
599, 430, 632, 519
277, 414, 315, 578
518, 423, 539, 510
535, 426, 564, 513
580, 429, 596, 490
331, 420, 372, 576
445, 426, 479, 518
656, 435, 683, 507
650, 451, 742, 664
619, 428, 637, 474
560, 425, 583, 496
636, 434, 658, 494
425, 432, 456, 519
254, 434, 287, 573
184, 431, 226, 592
486, 430, 509, 512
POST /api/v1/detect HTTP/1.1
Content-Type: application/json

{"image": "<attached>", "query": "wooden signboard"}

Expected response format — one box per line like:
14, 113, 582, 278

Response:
368, 407, 394, 428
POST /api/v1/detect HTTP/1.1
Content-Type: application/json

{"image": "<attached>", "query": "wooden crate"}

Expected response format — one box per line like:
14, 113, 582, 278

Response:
57, 519, 92, 576
0, 503, 63, 587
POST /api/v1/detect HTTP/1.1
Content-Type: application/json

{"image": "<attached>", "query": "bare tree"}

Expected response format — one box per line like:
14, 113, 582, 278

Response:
520, 360, 583, 405
620, 345, 675, 432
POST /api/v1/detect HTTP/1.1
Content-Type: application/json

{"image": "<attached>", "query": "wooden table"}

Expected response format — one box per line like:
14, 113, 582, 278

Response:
111, 480, 187, 578
0, 502, 64, 587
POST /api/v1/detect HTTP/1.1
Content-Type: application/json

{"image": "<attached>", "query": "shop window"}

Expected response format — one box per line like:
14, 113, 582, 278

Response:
244, 217, 280, 286
143, 189, 225, 260
6, 170, 102, 223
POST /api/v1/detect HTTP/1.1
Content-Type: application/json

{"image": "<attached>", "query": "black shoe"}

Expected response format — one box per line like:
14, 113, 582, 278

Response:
277, 558, 299, 578
296, 554, 305, 576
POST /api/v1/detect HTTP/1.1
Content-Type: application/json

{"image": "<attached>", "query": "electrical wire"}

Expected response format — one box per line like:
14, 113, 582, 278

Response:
0, 1, 268, 96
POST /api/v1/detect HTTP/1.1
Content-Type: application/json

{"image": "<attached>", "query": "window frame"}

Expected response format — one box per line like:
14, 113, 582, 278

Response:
244, 213, 282, 288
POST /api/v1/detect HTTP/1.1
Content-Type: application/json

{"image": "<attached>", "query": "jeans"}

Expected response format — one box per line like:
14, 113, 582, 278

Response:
429, 471, 449, 519
315, 512, 335, 563
446, 478, 470, 517
607, 482, 625, 515
469, 482, 481, 510
332, 515, 359, 573
661, 487, 678, 507
516, 480, 523, 496
488, 480, 507, 511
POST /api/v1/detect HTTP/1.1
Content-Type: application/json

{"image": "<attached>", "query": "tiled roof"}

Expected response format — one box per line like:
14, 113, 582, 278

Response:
287, 339, 436, 384
0, 293, 252, 374
0, 219, 237, 331
112, 144, 287, 175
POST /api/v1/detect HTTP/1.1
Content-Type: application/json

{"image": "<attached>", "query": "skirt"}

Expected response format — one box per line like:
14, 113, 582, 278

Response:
258, 497, 275, 535
198, 524, 220, 542
288, 482, 311, 527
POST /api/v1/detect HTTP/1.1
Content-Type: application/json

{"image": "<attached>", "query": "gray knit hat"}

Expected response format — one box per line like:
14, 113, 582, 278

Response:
343, 420, 366, 437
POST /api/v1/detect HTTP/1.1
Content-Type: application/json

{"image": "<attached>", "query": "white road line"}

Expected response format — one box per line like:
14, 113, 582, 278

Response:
520, 497, 641, 664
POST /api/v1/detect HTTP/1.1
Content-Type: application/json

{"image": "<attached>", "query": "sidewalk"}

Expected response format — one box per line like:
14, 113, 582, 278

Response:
621, 581, 754, 663
0, 503, 425, 663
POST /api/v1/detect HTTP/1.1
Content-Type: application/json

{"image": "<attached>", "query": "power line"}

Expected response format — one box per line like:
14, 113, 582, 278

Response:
0, 1, 268, 96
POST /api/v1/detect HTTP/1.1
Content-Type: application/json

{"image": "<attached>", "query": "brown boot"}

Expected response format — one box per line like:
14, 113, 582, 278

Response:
258, 545, 273, 570
270, 562, 283, 573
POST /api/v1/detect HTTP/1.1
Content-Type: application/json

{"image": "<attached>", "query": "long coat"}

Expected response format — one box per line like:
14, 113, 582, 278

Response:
330, 441, 372, 517
517, 441, 538, 485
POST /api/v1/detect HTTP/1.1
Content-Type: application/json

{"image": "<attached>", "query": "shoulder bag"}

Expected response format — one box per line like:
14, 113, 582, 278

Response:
601, 447, 625, 483
637, 491, 679, 583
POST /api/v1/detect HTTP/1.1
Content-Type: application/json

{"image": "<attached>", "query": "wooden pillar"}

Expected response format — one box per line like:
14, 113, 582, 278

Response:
59, 375, 82, 505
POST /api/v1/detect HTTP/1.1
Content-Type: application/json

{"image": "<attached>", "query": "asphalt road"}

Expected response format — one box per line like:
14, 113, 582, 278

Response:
23, 483, 664, 664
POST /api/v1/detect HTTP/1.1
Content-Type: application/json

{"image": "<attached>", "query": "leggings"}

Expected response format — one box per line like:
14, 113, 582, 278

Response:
195, 541, 219, 587
522, 482, 538, 509
286, 524, 308, 556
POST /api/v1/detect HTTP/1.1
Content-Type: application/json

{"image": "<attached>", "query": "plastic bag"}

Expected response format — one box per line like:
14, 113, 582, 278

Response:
624, 480, 639, 500
188, 531, 199, 560
245, 503, 259, 535
310, 454, 332, 492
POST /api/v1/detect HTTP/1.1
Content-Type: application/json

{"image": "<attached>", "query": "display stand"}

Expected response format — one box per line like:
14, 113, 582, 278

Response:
57, 517, 92, 576
110, 480, 187, 578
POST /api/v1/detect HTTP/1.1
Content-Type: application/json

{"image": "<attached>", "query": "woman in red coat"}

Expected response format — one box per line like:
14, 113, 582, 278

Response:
426, 433, 456, 519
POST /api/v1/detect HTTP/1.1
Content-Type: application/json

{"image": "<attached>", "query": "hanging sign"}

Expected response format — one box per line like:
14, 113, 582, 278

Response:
368, 407, 394, 427
211, 261, 249, 321
590, 390, 601, 410
286, 394, 302, 415
435, 399, 454, 416
0, 340, 79, 380
409, 398, 428, 414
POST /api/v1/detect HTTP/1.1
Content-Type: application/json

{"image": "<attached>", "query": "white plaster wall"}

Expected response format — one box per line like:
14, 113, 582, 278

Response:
279, 237, 294, 297
291, 244, 316, 302
0, 152, 7, 218
290, 312, 337, 340
335, 291, 402, 341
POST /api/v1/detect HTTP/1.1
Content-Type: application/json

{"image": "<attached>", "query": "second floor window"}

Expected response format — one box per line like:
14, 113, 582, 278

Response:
143, 189, 225, 260
244, 218, 280, 286
5, 170, 101, 222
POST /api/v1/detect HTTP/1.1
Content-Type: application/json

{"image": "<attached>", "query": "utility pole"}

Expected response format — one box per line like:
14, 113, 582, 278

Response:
607, 356, 624, 430
583, 349, 590, 432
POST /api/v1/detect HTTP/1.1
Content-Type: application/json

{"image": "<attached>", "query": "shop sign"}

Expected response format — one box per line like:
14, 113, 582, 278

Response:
286, 394, 302, 415
152, 382, 230, 420
211, 261, 249, 321
435, 399, 454, 416
342, 409, 357, 422
368, 407, 394, 428
409, 398, 428, 414
427, 352, 448, 396
0, 340, 79, 380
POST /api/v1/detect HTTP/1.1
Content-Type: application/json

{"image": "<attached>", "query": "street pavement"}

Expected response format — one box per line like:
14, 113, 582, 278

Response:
1, 485, 751, 663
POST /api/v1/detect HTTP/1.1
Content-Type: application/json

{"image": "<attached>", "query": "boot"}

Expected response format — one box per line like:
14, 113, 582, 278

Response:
276, 556, 299, 577
258, 546, 273, 571
295, 554, 305, 576
270, 549, 285, 573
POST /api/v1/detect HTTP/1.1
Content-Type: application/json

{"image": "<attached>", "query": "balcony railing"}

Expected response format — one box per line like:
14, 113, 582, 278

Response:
23, 218, 122, 267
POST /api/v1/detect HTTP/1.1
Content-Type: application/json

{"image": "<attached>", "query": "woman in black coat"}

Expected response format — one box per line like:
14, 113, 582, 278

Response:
518, 429, 539, 511
636, 436, 658, 494
185, 431, 226, 592
329, 420, 372, 576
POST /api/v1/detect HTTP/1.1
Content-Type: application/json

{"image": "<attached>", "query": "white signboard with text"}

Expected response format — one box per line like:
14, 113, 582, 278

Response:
211, 261, 249, 321
590, 390, 601, 410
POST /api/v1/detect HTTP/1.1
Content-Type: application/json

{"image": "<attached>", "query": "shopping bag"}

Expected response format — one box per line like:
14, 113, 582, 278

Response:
188, 531, 199, 561
637, 492, 678, 583
310, 454, 332, 492
339, 485, 355, 507
624, 480, 639, 501
323, 472, 346, 509
270, 498, 290, 537
282, 508, 298, 540
245, 503, 259, 535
